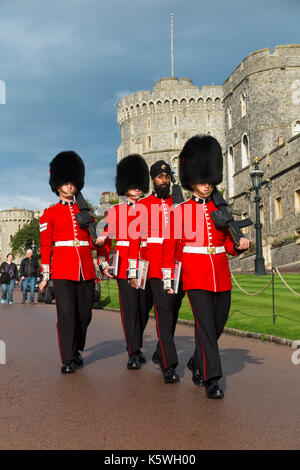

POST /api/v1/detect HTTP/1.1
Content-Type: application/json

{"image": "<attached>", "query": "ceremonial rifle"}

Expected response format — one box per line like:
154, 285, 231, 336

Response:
210, 188, 253, 248
75, 192, 98, 244
168, 157, 184, 205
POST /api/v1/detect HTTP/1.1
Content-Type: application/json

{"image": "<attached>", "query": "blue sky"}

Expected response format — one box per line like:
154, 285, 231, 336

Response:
0, 0, 299, 211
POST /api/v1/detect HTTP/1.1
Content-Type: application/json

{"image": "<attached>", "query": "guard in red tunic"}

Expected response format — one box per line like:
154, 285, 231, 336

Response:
128, 161, 185, 384
39, 151, 102, 374
97, 154, 150, 370
162, 135, 251, 398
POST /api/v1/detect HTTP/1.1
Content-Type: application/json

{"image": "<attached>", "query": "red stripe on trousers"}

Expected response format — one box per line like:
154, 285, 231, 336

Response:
117, 282, 131, 355
52, 283, 64, 362
154, 304, 167, 370
187, 292, 207, 381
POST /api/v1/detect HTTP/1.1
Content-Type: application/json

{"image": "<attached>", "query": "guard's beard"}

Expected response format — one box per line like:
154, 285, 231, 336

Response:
153, 181, 171, 199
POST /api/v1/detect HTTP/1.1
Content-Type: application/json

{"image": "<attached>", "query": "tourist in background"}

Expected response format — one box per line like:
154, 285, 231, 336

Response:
0, 254, 19, 304
20, 249, 40, 305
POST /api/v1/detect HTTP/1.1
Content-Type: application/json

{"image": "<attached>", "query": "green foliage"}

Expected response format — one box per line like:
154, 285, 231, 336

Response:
10, 218, 40, 258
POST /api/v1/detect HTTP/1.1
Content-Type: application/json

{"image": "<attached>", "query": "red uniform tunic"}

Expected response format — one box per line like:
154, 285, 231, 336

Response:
128, 193, 173, 280
40, 201, 98, 281
162, 196, 240, 292
98, 200, 137, 280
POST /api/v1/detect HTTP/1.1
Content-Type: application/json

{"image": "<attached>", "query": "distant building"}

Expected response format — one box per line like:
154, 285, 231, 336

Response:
0, 207, 40, 264
95, 191, 120, 218
100, 192, 119, 204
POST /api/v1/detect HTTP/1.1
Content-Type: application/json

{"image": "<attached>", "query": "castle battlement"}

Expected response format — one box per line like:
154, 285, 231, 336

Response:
0, 208, 35, 222
117, 77, 224, 124
223, 44, 300, 94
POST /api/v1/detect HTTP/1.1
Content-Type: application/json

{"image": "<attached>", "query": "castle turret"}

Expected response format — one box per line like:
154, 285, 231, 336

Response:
0, 208, 35, 264
117, 77, 225, 183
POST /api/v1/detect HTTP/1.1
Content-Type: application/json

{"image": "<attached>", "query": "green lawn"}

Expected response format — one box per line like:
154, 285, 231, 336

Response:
100, 273, 300, 341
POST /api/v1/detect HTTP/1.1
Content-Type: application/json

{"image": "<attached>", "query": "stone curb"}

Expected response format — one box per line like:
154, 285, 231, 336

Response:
102, 307, 294, 348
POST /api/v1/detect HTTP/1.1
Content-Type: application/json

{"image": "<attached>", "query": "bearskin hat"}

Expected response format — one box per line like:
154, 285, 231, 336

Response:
49, 151, 85, 195
179, 135, 223, 190
116, 154, 149, 196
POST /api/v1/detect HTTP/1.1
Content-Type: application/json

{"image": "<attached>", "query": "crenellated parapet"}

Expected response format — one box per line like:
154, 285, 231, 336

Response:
117, 78, 224, 124
117, 77, 225, 173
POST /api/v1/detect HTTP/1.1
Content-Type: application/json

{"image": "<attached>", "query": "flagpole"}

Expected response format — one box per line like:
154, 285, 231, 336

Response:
171, 13, 174, 77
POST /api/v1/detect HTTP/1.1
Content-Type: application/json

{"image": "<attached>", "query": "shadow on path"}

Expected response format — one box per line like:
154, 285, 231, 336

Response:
84, 331, 264, 390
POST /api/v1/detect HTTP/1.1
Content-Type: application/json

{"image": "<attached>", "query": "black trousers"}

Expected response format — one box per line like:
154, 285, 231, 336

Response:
53, 278, 95, 363
187, 290, 231, 383
117, 279, 151, 354
150, 278, 184, 370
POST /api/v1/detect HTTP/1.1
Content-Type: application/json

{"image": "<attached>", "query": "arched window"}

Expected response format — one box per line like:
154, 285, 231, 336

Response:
227, 106, 232, 130
147, 136, 152, 149
174, 116, 177, 126
147, 118, 151, 129
241, 134, 249, 168
228, 146, 234, 198
292, 120, 300, 136
174, 133, 178, 146
241, 93, 247, 117
130, 138, 135, 152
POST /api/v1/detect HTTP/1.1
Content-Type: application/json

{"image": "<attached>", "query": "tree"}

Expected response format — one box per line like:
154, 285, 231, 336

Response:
10, 219, 40, 259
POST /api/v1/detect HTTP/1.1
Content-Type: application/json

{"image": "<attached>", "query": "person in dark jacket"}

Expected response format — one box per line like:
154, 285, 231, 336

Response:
19, 249, 41, 304
0, 254, 19, 304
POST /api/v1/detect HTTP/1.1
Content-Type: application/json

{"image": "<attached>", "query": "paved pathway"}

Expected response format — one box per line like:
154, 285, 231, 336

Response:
0, 292, 299, 450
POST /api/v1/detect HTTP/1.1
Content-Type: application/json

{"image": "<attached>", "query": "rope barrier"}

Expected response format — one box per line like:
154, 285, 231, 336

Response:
274, 267, 300, 297
231, 272, 273, 295
231, 267, 300, 297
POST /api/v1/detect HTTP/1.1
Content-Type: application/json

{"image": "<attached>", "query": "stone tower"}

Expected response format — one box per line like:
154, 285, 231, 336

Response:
223, 45, 300, 267
0, 208, 35, 264
117, 77, 225, 186
224, 44, 300, 200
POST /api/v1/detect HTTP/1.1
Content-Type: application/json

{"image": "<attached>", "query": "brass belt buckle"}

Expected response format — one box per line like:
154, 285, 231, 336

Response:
73, 239, 80, 247
208, 246, 216, 255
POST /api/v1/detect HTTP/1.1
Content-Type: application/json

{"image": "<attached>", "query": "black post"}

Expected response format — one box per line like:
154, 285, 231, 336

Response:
272, 266, 275, 326
254, 186, 266, 275
250, 158, 266, 276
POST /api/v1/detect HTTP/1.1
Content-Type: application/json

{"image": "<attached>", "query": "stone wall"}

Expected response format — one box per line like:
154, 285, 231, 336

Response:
229, 241, 300, 272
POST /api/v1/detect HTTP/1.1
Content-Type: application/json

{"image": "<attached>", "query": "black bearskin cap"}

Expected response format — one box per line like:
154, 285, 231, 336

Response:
179, 135, 223, 190
49, 151, 85, 195
115, 154, 149, 196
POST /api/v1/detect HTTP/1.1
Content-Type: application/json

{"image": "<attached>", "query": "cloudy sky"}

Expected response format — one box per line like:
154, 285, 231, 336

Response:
0, 0, 299, 211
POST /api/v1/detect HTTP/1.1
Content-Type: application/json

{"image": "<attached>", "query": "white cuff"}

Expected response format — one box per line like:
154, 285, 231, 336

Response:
162, 268, 172, 290
41, 264, 50, 282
